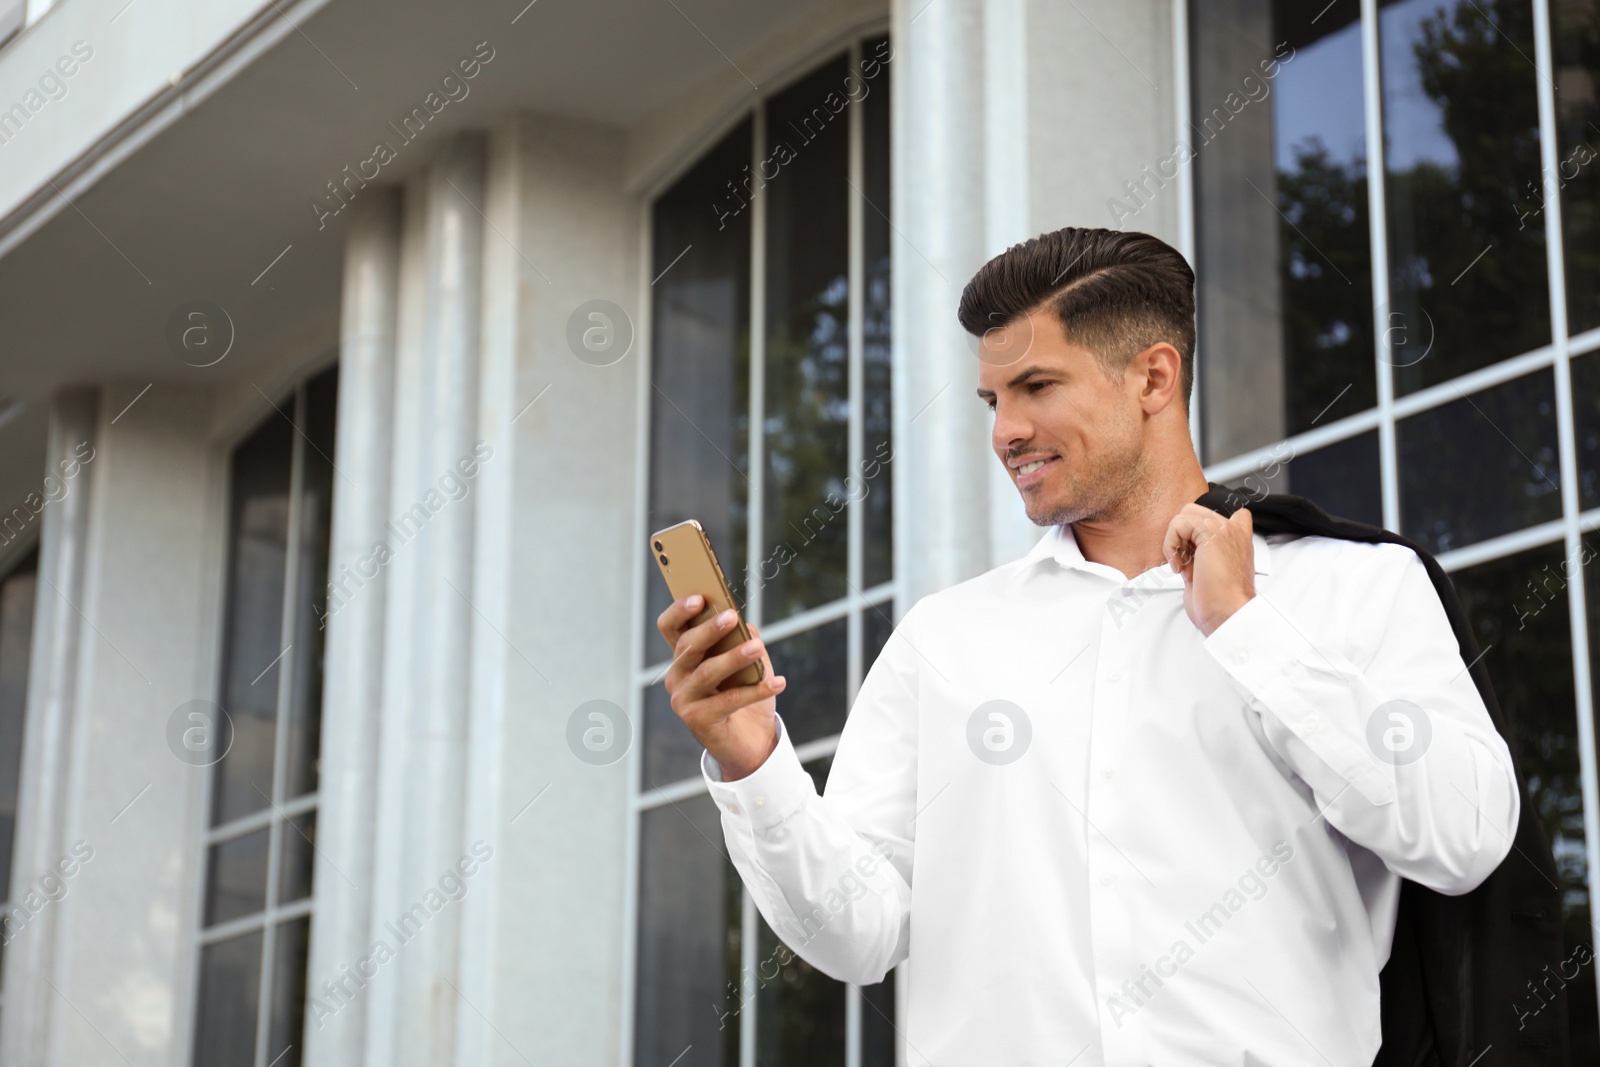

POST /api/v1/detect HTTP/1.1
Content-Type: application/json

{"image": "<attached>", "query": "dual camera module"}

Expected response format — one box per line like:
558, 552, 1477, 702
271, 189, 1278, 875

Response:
654, 539, 667, 567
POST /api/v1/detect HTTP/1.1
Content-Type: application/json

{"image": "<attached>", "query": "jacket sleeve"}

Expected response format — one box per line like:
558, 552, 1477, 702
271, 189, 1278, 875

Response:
1201, 546, 1521, 895
700, 601, 920, 985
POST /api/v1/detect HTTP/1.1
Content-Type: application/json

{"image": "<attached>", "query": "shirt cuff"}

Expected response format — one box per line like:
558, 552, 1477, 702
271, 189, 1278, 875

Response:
700, 713, 816, 831
1202, 593, 1397, 807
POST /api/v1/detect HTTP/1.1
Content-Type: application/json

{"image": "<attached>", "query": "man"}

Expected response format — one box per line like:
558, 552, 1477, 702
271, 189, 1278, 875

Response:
656, 227, 1520, 1065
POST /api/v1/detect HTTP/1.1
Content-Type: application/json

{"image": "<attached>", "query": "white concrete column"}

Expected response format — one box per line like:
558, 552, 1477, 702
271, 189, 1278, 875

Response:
0, 386, 97, 1066
304, 189, 401, 1067
452, 118, 521, 1067
364, 165, 430, 1067
38, 382, 222, 1067
892, 0, 997, 606
365, 132, 485, 1067
982, 0, 1043, 568
466, 114, 639, 1067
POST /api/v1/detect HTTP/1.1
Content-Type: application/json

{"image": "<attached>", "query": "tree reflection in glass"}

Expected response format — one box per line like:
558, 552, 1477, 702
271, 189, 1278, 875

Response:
1381, 0, 1550, 393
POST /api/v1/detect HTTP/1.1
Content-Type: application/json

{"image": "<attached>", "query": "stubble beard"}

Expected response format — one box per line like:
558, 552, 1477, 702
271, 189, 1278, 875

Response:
1023, 410, 1150, 528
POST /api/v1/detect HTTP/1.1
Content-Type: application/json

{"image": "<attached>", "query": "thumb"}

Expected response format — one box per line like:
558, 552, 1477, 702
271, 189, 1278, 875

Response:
1231, 507, 1254, 536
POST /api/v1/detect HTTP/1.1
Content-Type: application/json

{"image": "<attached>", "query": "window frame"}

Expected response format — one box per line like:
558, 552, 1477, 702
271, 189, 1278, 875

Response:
621, 24, 901, 1067
188, 362, 337, 1067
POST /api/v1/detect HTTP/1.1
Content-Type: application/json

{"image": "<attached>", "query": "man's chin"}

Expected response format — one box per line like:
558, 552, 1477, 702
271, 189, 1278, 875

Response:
1023, 494, 1081, 527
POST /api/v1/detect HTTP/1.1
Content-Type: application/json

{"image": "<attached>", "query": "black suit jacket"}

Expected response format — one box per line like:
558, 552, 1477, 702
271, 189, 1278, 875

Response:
1195, 482, 1569, 1067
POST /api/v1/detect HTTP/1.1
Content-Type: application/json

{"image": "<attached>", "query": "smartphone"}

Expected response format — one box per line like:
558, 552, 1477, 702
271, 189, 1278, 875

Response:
650, 520, 765, 689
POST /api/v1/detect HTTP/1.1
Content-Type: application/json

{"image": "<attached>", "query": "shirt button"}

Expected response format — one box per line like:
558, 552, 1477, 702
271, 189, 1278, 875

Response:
1234, 650, 1250, 664
754, 797, 766, 808
1107, 669, 1122, 682
726, 803, 741, 814
1120, 586, 1134, 597
1304, 718, 1321, 734
1100, 873, 1115, 886
1100, 766, 1113, 779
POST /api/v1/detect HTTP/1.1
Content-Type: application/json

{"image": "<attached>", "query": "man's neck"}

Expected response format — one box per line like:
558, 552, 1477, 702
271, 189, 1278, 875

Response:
1070, 467, 1213, 581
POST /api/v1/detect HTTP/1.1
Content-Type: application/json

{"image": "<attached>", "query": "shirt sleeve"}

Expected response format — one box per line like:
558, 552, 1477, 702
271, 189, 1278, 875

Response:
1201, 545, 1521, 896
700, 602, 920, 986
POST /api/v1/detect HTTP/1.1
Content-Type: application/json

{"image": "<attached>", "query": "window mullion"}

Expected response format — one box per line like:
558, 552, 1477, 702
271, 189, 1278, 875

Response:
1359, 0, 1399, 533
741, 99, 767, 1067
847, 34, 866, 711
748, 102, 768, 634
846, 46, 867, 1066
254, 382, 306, 1067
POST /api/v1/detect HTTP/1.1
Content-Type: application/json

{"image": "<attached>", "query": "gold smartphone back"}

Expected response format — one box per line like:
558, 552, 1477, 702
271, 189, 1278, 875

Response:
649, 521, 764, 689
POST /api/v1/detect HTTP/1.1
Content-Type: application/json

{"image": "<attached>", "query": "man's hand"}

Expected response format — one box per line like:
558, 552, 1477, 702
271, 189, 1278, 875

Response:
1163, 504, 1256, 636
656, 595, 786, 781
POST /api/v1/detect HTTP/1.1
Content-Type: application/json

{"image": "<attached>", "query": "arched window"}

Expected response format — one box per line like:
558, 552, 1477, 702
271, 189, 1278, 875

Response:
191, 364, 337, 1067
631, 32, 898, 1067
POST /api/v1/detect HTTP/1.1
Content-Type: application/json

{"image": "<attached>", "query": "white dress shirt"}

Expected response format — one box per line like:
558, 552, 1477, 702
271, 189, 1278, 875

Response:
701, 524, 1520, 1066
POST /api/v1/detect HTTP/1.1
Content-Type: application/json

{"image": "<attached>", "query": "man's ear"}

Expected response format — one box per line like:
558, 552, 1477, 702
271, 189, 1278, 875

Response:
1135, 342, 1184, 414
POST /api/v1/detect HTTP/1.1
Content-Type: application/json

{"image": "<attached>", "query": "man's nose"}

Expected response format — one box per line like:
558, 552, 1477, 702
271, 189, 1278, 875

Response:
992, 403, 1029, 452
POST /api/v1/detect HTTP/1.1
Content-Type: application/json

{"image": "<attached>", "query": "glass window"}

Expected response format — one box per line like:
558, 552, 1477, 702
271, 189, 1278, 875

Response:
1397, 369, 1561, 553
634, 794, 742, 1067
1572, 349, 1600, 510
1455, 544, 1598, 1065
1281, 430, 1383, 528
636, 34, 897, 1065
1380, 0, 1549, 395
192, 364, 337, 1067
1554, 1, 1600, 339
1191, 0, 1377, 461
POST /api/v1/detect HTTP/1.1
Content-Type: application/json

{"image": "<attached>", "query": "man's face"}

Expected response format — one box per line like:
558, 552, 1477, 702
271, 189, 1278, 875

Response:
974, 309, 1148, 526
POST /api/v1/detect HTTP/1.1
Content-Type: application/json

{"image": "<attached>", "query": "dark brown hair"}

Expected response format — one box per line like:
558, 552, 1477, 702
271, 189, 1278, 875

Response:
958, 227, 1196, 409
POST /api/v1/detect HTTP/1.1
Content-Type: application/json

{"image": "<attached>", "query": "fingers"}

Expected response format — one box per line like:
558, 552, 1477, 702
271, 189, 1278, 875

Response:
655, 593, 707, 647
1163, 504, 1249, 572
691, 634, 772, 696
676, 670, 786, 732
669, 615, 787, 731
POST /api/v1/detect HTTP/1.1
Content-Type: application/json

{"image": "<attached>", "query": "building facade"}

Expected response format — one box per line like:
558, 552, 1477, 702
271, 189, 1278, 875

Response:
0, 0, 1595, 1064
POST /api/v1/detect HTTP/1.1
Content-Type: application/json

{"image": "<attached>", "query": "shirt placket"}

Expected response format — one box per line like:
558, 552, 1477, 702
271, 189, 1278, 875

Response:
1087, 579, 1147, 1065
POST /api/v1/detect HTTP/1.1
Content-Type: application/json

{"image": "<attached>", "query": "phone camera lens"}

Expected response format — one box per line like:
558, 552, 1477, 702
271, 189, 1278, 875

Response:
659, 554, 669, 566
653, 540, 663, 552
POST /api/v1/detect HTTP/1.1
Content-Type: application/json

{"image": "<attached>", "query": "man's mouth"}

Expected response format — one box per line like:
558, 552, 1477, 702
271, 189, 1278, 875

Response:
1009, 454, 1059, 486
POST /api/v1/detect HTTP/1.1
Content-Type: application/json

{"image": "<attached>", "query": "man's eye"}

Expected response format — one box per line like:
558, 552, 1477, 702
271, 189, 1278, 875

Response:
1027, 381, 1052, 393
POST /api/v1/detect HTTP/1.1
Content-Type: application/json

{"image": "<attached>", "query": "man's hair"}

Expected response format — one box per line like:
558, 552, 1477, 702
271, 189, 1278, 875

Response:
958, 227, 1196, 409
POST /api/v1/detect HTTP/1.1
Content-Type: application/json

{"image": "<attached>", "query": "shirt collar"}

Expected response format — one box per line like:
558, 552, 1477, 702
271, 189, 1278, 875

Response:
1022, 522, 1274, 579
